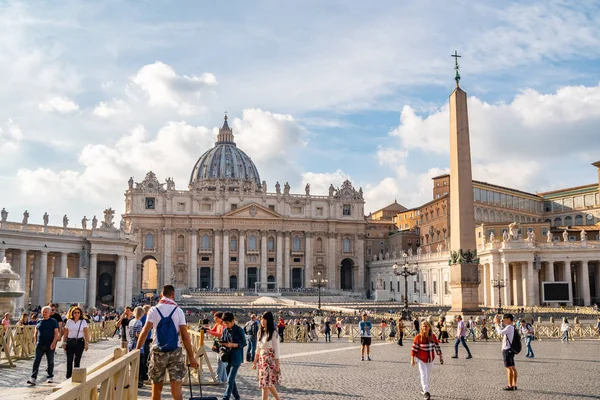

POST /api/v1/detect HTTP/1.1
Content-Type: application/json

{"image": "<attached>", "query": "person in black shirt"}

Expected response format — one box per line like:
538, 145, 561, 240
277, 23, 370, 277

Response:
116, 307, 133, 348
48, 303, 63, 337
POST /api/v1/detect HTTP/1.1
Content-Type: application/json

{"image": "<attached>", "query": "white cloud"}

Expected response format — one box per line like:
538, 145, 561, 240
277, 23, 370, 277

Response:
302, 169, 352, 196
0, 119, 23, 151
130, 62, 217, 115
38, 96, 79, 113
92, 99, 129, 118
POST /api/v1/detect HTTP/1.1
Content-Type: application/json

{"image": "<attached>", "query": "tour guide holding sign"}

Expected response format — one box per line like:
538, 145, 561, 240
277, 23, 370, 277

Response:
136, 285, 198, 400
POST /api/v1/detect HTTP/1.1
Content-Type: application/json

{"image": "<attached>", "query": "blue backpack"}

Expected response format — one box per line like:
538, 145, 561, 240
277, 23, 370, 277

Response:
155, 307, 179, 352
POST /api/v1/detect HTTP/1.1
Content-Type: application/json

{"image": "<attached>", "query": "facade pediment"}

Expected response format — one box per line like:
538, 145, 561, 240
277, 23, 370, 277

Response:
222, 203, 282, 219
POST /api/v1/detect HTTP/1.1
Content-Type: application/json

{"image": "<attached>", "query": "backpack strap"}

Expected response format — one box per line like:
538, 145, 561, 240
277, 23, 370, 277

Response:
168, 306, 178, 318
156, 307, 165, 319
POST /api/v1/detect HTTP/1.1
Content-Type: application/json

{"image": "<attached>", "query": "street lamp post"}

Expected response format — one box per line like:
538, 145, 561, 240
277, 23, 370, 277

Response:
310, 271, 328, 311
392, 253, 418, 319
491, 272, 506, 314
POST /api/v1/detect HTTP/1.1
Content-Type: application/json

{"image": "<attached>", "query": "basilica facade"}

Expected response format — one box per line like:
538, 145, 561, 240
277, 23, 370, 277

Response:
124, 116, 366, 296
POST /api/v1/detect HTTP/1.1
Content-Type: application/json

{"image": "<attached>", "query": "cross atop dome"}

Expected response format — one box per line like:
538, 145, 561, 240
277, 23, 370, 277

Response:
217, 112, 234, 144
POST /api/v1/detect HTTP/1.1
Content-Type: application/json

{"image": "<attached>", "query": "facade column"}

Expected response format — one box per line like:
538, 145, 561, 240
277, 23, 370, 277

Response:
125, 256, 134, 307
356, 234, 365, 291
276, 232, 283, 289
213, 230, 221, 289
502, 261, 511, 309
260, 231, 268, 290
88, 253, 97, 309
303, 233, 311, 289
45, 255, 56, 305
327, 233, 336, 289
564, 261, 573, 306
163, 229, 172, 287
238, 232, 246, 289
596, 263, 600, 303
190, 230, 198, 288
222, 230, 230, 288
117, 255, 126, 309
17, 250, 28, 311
524, 260, 535, 306
489, 261, 497, 308
284, 233, 291, 288
482, 263, 490, 307
581, 260, 591, 306
513, 263, 523, 306
31, 253, 40, 307
59, 253, 68, 278
39, 251, 48, 308
532, 262, 540, 306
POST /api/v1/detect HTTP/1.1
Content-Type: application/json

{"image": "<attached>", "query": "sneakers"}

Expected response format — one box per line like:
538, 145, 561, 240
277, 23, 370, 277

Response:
47, 377, 54, 383
451, 355, 458, 358
502, 386, 514, 391
424, 392, 431, 399
466, 355, 473, 359
26, 378, 36, 386
361, 357, 364, 361
367, 357, 372, 361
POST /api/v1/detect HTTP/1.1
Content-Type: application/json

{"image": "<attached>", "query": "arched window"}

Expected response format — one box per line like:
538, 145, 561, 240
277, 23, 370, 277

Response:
574, 215, 583, 225
267, 237, 275, 252
520, 215, 525, 223
316, 238, 323, 252
144, 233, 154, 250
230, 236, 237, 251
436, 209, 440, 217
293, 236, 301, 251
201, 234, 210, 250
483, 209, 489, 222
343, 238, 351, 253
177, 234, 185, 251
490, 210, 496, 223
475, 208, 482, 221
248, 235, 257, 250
553, 217, 562, 227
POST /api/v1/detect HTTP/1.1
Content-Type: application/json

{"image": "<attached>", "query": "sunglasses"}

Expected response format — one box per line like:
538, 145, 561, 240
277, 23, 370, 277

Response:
73, 311, 81, 314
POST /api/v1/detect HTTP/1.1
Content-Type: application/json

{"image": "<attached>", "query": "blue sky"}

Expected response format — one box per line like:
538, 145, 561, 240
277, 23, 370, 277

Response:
1, 0, 600, 225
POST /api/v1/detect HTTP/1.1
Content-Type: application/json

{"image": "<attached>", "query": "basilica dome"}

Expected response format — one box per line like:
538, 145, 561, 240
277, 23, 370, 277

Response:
189, 115, 262, 189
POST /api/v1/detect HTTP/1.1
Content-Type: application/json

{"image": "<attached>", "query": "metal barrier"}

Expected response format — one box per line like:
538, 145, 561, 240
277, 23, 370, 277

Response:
48, 347, 139, 400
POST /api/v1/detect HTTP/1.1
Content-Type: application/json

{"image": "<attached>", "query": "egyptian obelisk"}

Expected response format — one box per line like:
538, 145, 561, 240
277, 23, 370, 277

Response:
448, 51, 480, 314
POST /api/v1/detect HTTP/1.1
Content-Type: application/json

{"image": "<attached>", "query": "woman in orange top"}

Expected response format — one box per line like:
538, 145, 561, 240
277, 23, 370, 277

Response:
411, 320, 443, 400
207, 312, 227, 383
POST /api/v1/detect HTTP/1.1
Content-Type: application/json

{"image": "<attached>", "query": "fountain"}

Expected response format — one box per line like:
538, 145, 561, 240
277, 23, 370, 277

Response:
0, 257, 25, 317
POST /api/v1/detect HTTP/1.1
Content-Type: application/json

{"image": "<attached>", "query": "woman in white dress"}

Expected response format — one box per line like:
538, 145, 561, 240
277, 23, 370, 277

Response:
253, 311, 282, 400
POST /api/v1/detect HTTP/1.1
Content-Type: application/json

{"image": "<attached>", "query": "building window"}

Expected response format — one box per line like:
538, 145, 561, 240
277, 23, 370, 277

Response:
343, 238, 351, 253
553, 217, 562, 227
268, 205, 275, 211
316, 207, 323, 216
177, 234, 185, 251
144, 233, 154, 250
248, 235, 257, 250
145, 197, 155, 209
575, 215, 583, 225
230, 236, 237, 251
422, 281, 427, 294
201, 234, 210, 250
316, 238, 323, 252
443, 181, 447, 186
433, 281, 437, 295
231, 204, 237, 211
201, 203, 212, 211
564, 216, 573, 226
413, 281, 417, 293
343, 204, 351, 216
268, 257, 275, 262
444, 281, 450, 295
230, 257, 237, 262
201, 256, 210, 262
367, 248, 372, 255
177, 202, 186, 211
293, 257, 301, 263
293, 236, 301, 251
268, 237, 275, 252
292, 206, 303, 214
436, 182, 440, 187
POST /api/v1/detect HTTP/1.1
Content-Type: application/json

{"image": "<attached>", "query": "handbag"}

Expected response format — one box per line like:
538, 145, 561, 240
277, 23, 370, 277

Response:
211, 339, 220, 353
219, 347, 231, 363
66, 320, 83, 349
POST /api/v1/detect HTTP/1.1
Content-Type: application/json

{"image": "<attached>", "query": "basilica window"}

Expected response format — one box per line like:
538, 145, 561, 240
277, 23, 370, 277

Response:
544, 201, 551, 212
201, 203, 212, 211
177, 234, 185, 251
267, 237, 275, 252
230, 236, 237, 251
144, 233, 154, 250
542, 226, 548, 236
575, 215, 583, 225
343, 204, 351, 216
248, 235, 257, 250
268, 205, 275, 211
316, 238, 323, 252
292, 206, 303, 214
433, 281, 437, 295
201, 234, 210, 250
145, 197, 155, 210
343, 238, 351, 253
316, 207, 323, 216
292, 236, 301, 251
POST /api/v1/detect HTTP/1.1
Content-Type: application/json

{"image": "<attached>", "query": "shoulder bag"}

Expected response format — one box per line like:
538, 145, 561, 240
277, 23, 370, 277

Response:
66, 320, 83, 349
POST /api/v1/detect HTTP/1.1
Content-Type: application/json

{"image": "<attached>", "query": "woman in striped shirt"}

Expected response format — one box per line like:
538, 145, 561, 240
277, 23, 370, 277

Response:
411, 320, 443, 400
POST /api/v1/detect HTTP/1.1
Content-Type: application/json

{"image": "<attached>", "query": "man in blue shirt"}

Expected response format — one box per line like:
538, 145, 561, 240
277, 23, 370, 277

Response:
359, 313, 372, 361
27, 306, 59, 385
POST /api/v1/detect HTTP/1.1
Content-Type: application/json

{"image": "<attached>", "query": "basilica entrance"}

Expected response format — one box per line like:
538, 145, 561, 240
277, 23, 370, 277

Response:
247, 267, 258, 289
200, 267, 211, 289
230, 275, 238, 289
141, 256, 158, 291
291, 268, 303, 289
98, 272, 113, 304
340, 258, 354, 290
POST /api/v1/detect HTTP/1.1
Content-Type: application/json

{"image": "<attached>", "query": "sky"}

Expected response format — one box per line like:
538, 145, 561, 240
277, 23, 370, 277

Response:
1, 0, 600, 227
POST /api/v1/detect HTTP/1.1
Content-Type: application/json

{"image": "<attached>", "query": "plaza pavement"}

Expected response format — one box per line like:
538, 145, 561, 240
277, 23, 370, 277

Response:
2, 337, 598, 399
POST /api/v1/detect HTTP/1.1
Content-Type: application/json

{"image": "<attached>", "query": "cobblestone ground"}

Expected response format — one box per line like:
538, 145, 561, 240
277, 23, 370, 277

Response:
2, 338, 599, 399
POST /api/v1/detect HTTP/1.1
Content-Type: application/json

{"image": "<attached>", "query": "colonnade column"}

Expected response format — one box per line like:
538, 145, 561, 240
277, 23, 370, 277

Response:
482, 264, 490, 307
116, 255, 126, 309
356, 234, 365, 291
489, 261, 498, 308
213, 230, 221, 289
17, 250, 28, 311
502, 261, 511, 309
39, 251, 48, 308
45, 255, 55, 305
581, 260, 591, 306
190, 229, 198, 288
276, 232, 283, 289
125, 256, 134, 306
238, 232, 246, 289
564, 261, 573, 306
59, 253, 68, 278
511, 263, 521, 305
260, 231, 267, 290
88, 253, 97, 309
532, 261, 540, 306
304, 233, 312, 289
31, 253, 40, 307
595, 263, 600, 303
284, 233, 290, 287
327, 232, 336, 289
222, 230, 230, 288
523, 260, 535, 306
163, 228, 172, 287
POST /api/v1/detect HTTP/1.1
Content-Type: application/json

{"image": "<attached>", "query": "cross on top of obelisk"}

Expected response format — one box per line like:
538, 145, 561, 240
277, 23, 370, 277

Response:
451, 50, 461, 87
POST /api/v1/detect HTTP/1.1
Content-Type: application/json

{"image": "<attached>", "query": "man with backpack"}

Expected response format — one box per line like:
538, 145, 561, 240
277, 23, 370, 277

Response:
494, 313, 519, 391
244, 314, 259, 362
136, 285, 198, 400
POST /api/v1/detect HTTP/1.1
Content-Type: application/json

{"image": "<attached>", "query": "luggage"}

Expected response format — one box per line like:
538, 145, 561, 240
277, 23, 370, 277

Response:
188, 365, 218, 400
